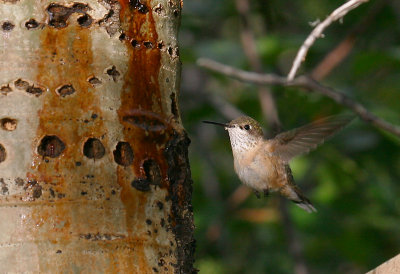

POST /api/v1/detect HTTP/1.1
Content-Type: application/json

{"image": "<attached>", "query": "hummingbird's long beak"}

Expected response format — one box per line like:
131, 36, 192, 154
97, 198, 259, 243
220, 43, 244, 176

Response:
202, 121, 232, 128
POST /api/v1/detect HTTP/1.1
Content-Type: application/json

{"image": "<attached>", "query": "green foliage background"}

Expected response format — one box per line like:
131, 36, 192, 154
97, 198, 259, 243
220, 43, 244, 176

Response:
179, 0, 400, 273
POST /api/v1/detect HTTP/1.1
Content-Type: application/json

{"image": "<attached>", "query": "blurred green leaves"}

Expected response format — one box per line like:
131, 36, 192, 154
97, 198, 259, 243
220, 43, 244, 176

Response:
180, 0, 400, 273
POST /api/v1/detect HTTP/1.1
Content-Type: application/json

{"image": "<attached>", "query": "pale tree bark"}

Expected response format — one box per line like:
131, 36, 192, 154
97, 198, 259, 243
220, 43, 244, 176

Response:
0, 0, 195, 273
367, 253, 400, 274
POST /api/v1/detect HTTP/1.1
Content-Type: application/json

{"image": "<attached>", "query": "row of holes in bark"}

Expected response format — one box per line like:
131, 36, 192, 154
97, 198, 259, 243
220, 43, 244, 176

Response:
0, 67, 121, 96
35, 136, 134, 166
0, 138, 130, 164
118, 34, 179, 57
47, 1, 153, 29
0, 0, 164, 32
0, 98, 177, 134
1, 0, 180, 31
1, 141, 163, 195
1, 135, 162, 191
2, 75, 176, 97
0, 16, 91, 31
1, 19, 177, 58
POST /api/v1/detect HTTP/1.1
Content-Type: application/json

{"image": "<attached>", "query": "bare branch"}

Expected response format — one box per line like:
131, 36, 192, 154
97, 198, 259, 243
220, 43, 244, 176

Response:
198, 58, 286, 85
287, 0, 369, 81
312, 0, 385, 80
197, 58, 400, 138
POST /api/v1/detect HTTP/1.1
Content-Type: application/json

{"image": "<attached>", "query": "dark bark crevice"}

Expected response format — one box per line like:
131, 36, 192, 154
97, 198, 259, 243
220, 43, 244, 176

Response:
165, 131, 197, 273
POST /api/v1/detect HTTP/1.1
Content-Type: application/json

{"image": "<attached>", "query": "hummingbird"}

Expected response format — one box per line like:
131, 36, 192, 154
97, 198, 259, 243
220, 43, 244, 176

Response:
203, 115, 354, 213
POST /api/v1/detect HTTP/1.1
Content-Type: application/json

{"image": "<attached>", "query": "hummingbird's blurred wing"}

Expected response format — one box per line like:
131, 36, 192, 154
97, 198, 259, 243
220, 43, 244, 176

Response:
269, 115, 354, 162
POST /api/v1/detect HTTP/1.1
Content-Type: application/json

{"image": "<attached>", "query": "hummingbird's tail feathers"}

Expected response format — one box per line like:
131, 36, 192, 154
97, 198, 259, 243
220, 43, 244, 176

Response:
280, 183, 317, 213
292, 186, 317, 213
293, 198, 317, 213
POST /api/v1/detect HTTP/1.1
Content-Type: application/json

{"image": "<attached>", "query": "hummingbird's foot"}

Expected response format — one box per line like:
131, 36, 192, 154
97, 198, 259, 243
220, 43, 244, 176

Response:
253, 190, 261, 199
263, 189, 270, 197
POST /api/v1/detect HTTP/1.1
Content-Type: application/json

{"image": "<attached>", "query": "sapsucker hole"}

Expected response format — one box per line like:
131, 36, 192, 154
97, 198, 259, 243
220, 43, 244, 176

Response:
57, 84, 75, 97
14, 79, 29, 90
129, 0, 149, 14
143, 41, 153, 49
142, 159, 161, 185
113, 141, 134, 166
131, 39, 139, 48
1, 21, 15, 31
26, 85, 44, 97
47, 3, 71, 28
77, 14, 92, 27
0, 85, 12, 94
106, 66, 120, 82
167, 47, 173, 56
25, 19, 40, 29
38, 135, 66, 158
156, 201, 164, 210
119, 33, 126, 41
83, 138, 105, 159
87, 76, 102, 86
137, 4, 148, 14
1, 118, 17, 131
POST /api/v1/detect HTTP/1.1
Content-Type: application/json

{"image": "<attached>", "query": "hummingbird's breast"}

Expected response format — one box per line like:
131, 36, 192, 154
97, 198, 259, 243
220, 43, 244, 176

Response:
233, 144, 282, 192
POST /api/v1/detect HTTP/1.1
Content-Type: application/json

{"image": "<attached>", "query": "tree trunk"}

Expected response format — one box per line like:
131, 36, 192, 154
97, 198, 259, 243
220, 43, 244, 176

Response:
0, 0, 195, 272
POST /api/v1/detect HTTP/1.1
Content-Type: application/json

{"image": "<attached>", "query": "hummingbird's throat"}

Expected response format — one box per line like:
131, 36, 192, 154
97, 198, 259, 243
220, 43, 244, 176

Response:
227, 129, 259, 154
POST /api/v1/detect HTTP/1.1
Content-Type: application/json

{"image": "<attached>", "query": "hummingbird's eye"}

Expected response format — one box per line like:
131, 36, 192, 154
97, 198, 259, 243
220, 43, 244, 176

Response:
244, 125, 251, 130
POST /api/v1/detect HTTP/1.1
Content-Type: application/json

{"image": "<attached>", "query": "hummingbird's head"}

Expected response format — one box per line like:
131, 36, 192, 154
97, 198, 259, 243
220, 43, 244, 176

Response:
203, 116, 263, 153
227, 116, 263, 151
